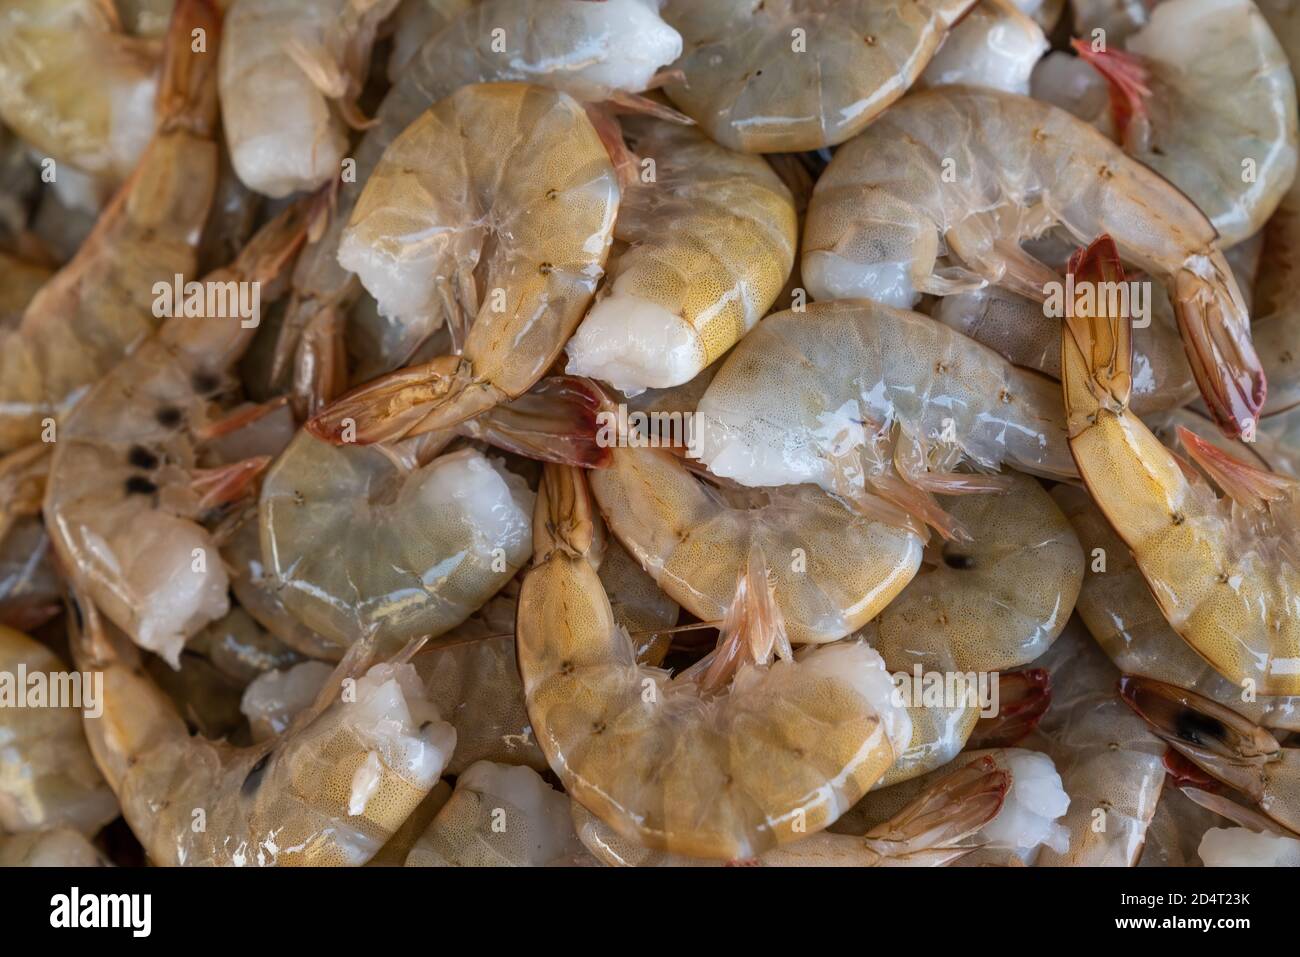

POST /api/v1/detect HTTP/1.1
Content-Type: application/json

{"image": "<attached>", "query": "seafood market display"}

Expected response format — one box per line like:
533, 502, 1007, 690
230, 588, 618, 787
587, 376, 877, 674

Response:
2, 0, 1299, 871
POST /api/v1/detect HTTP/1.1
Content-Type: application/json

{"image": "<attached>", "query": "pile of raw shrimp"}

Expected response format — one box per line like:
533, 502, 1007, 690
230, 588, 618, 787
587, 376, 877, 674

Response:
2, 0, 1300, 869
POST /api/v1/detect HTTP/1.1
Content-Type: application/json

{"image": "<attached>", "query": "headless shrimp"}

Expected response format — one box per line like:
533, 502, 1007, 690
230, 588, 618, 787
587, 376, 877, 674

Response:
42, 201, 311, 665
659, 0, 978, 152
0, 0, 222, 455
589, 443, 923, 645
278, 0, 681, 396
303, 83, 620, 444
564, 114, 798, 393
517, 464, 911, 859
1053, 484, 1300, 730
0, 624, 119, 836
572, 754, 1012, 866
0, 0, 160, 181
803, 86, 1265, 439
695, 300, 1074, 541
861, 472, 1083, 785
1063, 235, 1300, 695
70, 597, 455, 866
0, 827, 108, 866
1072, 0, 1298, 246
219, 0, 400, 197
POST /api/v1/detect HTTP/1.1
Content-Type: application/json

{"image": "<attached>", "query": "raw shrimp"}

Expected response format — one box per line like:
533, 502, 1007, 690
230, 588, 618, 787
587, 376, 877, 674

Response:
0, 0, 221, 456
919, 0, 1049, 95
659, 0, 978, 152
803, 86, 1264, 439
280, 0, 681, 389
1138, 784, 1227, 866
1063, 236, 1300, 695
563, 114, 798, 393
70, 598, 455, 866
589, 444, 924, 645
241, 660, 336, 741
0, 625, 119, 835
0, 827, 108, 866
258, 438, 534, 655
1071, 0, 1298, 246
571, 754, 1011, 866
117, 0, 176, 37
861, 472, 1083, 785
1021, 618, 1166, 865
385, 0, 475, 81
188, 605, 306, 685
1053, 484, 1300, 729
930, 277, 1199, 416
1069, 0, 1150, 42
832, 748, 1071, 866
42, 202, 310, 666
303, 82, 619, 444
0, 0, 159, 181
1120, 676, 1300, 835
219, 0, 400, 198
404, 761, 584, 866
517, 464, 912, 859
694, 300, 1074, 541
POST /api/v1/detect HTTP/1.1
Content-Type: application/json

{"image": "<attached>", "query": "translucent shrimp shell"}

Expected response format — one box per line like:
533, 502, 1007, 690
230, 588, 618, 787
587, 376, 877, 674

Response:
660, 0, 976, 152
337, 81, 619, 415
564, 115, 798, 392
695, 300, 1075, 490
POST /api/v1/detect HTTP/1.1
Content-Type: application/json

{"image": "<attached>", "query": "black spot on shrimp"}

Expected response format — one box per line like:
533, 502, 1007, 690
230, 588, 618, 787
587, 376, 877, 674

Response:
155, 405, 184, 428
124, 475, 159, 496
128, 445, 159, 470
192, 371, 222, 395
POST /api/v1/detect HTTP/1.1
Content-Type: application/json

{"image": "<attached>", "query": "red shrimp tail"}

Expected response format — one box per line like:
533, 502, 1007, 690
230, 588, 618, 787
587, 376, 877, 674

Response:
464, 376, 613, 469
861, 755, 1010, 867
1070, 38, 1151, 148
968, 668, 1052, 748
1176, 425, 1297, 509
305, 355, 499, 445
1061, 234, 1134, 432
156, 0, 223, 138
1162, 749, 1220, 791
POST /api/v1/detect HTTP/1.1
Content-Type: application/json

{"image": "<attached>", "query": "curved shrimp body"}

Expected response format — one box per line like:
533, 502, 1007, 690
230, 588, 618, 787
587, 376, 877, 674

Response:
803, 86, 1264, 438
307, 82, 619, 443
0, 0, 160, 181
404, 761, 584, 866
42, 203, 309, 667
694, 300, 1075, 523
1022, 619, 1166, 866
931, 279, 1199, 416
1081, 0, 1298, 247
517, 465, 911, 860
860, 472, 1083, 785
219, 0, 400, 198
589, 445, 923, 645
284, 0, 680, 384
563, 115, 798, 393
659, 0, 977, 152
1064, 239, 1300, 696
572, 753, 1013, 867
1054, 484, 1300, 731
259, 436, 534, 656
918, 0, 1048, 95
1120, 676, 1300, 835
72, 609, 455, 866
0, 625, 119, 836
0, 0, 221, 456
